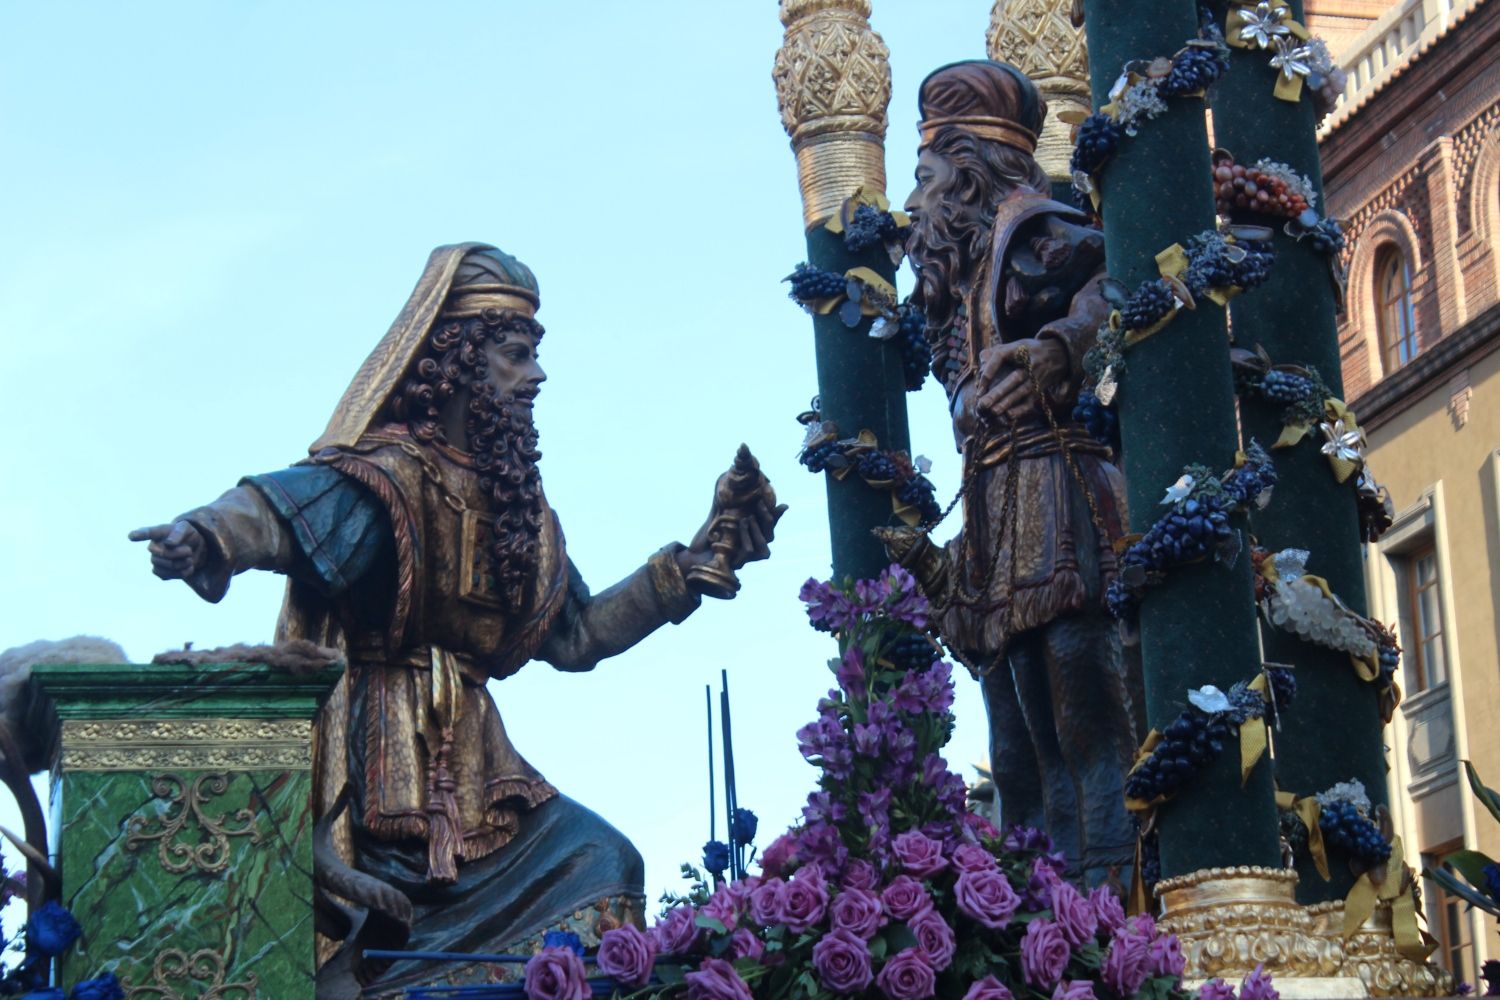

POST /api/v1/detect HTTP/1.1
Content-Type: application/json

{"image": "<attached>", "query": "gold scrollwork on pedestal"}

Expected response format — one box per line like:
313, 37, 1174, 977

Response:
1307, 901, 1453, 998
61, 718, 312, 772
986, 0, 1091, 183
773, 0, 891, 227
124, 773, 263, 875
123, 947, 257, 999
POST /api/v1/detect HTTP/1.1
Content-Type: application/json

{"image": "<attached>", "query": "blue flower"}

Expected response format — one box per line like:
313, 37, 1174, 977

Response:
701, 839, 730, 876
69, 973, 124, 1000
730, 808, 758, 845
20, 990, 64, 1000
1482, 862, 1500, 904
26, 901, 82, 957
541, 930, 583, 956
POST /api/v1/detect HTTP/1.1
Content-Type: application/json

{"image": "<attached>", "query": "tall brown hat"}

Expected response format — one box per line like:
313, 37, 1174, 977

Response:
917, 59, 1047, 155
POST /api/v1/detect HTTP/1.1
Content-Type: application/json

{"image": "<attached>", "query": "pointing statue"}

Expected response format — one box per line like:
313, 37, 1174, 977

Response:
131, 243, 784, 993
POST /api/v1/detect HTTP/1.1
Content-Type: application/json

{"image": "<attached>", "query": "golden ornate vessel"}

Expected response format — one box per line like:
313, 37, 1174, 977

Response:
986, 0, 1090, 183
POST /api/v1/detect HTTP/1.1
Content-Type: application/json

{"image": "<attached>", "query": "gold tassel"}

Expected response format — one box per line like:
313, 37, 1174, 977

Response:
424, 728, 463, 885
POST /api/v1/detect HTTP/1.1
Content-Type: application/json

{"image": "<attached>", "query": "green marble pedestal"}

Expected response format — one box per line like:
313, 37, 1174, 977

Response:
31, 661, 341, 997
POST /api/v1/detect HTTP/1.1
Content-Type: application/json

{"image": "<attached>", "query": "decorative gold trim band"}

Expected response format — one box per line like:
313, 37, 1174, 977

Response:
61, 719, 313, 772
439, 290, 538, 318
918, 115, 1037, 153
795, 134, 887, 230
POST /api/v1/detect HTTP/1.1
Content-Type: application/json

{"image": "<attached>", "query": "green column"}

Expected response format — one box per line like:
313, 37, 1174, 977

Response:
1207, 0, 1388, 902
1081, 0, 1282, 878
32, 660, 341, 995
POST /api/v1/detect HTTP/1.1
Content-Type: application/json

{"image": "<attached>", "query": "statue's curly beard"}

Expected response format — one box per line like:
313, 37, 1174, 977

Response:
467, 386, 544, 607
906, 201, 990, 337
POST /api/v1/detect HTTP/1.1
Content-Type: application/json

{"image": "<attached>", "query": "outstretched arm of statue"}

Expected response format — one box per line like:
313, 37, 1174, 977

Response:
129, 486, 295, 603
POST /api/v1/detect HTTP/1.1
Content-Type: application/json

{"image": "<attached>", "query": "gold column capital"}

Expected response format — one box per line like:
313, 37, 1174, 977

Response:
986, 0, 1091, 184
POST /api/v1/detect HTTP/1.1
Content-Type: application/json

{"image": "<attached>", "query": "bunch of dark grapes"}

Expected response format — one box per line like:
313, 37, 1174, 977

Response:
1259, 369, 1317, 404
1319, 800, 1392, 866
1306, 218, 1346, 256
1108, 494, 1234, 619
1140, 832, 1162, 890
857, 451, 900, 482
1073, 389, 1120, 451
844, 204, 903, 253
1377, 642, 1400, 687
1266, 665, 1297, 713
1226, 682, 1268, 724
1159, 45, 1228, 96
1224, 452, 1277, 505
1123, 707, 1235, 802
898, 475, 943, 525
1120, 279, 1176, 331
897, 304, 931, 390
1280, 808, 1310, 857
786, 263, 847, 303
1070, 113, 1122, 177
887, 632, 939, 673
801, 440, 839, 473
1231, 240, 1276, 290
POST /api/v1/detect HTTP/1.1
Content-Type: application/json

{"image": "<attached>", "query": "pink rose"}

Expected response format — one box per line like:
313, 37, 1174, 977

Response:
702, 888, 741, 933
881, 875, 934, 921
1020, 919, 1070, 989
749, 879, 783, 926
909, 910, 956, 972
811, 928, 874, 994
596, 926, 656, 988
892, 830, 947, 878
524, 947, 589, 1000
1149, 934, 1185, 979
843, 859, 881, 890
1088, 885, 1126, 935
759, 833, 799, 877
961, 975, 1015, 1000
830, 887, 885, 939
876, 949, 937, 1000
685, 957, 753, 1000
1199, 978, 1237, 1000
963, 811, 1001, 839
1239, 964, 1278, 1000
1101, 933, 1150, 997
779, 869, 830, 933
1051, 980, 1095, 1000
951, 843, 998, 874
726, 927, 764, 962
954, 869, 1021, 930
653, 904, 702, 955
1049, 881, 1098, 947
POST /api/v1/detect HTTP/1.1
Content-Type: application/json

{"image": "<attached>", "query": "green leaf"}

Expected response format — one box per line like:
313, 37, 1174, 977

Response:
885, 923, 919, 953
695, 915, 729, 935
796, 970, 819, 999
1441, 848, 1498, 890
869, 935, 889, 961
1425, 865, 1500, 918
1464, 760, 1500, 823
655, 964, 687, 985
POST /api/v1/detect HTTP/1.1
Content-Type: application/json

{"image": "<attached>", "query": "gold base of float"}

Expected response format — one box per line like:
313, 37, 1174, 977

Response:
1156, 867, 1451, 999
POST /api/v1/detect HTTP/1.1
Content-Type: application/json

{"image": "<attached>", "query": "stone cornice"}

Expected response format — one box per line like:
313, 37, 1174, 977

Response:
1350, 301, 1500, 432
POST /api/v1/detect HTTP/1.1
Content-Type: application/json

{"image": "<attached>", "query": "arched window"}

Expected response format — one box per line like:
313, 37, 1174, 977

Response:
1376, 246, 1418, 372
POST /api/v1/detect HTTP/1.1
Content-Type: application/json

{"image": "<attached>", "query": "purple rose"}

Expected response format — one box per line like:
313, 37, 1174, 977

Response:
685, 957, 754, 1000
954, 869, 1021, 930
1050, 881, 1098, 947
881, 875, 934, 921
812, 928, 874, 994
876, 949, 937, 1000
1101, 933, 1150, 997
1149, 934, 1185, 979
727, 927, 764, 962
1199, 978, 1237, 1000
830, 886, 884, 939
759, 833, 799, 877
1020, 919, 1071, 989
702, 886, 742, 932
909, 910, 956, 972
653, 904, 702, 956
779, 868, 830, 933
1052, 980, 1096, 1000
749, 879, 783, 926
961, 976, 1015, 1000
892, 831, 947, 878
963, 811, 1001, 840
1088, 885, 1126, 935
1127, 913, 1156, 938
596, 926, 657, 988
951, 843, 998, 874
524, 947, 589, 1000
1239, 964, 1279, 1000
843, 859, 881, 891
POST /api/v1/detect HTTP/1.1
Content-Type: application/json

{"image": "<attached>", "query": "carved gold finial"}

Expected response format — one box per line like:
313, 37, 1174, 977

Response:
773, 0, 890, 228
986, 0, 1090, 183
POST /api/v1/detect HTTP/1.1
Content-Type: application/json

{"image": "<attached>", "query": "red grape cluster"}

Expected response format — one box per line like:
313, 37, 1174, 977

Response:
1213, 156, 1311, 219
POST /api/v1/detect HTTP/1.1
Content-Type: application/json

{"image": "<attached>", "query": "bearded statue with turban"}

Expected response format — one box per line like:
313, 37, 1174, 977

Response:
899, 62, 1144, 886
132, 243, 784, 995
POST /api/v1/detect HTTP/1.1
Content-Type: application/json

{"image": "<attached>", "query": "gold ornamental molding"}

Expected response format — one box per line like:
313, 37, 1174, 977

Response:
1306, 901, 1453, 998
986, 0, 1091, 184
123, 946, 258, 999
773, 0, 891, 228
124, 773, 263, 875
61, 718, 313, 772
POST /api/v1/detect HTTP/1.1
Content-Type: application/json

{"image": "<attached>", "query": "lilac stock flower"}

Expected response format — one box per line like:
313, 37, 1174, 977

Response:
951, 842, 998, 873
798, 822, 850, 872
1004, 825, 1056, 854
596, 926, 657, 988
954, 869, 1021, 929
812, 928, 875, 994
853, 722, 883, 756
523, 947, 589, 1000
1101, 932, 1150, 997
876, 949, 938, 1000
804, 791, 847, 826
893, 673, 928, 714
830, 886, 885, 939
749, 879, 783, 925
653, 904, 703, 956
1052, 981, 1097, 1000
801, 578, 857, 631
837, 647, 867, 696
1199, 978, 1238, 1000
1088, 885, 1127, 934
685, 958, 754, 1000
881, 875, 935, 921
1239, 964, 1279, 1000
727, 927, 765, 962
1020, 919, 1071, 989
961, 976, 1016, 1000
1149, 934, 1186, 978
778, 866, 830, 932
892, 830, 947, 878
1049, 880, 1098, 947
910, 909, 957, 971
843, 858, 881, 891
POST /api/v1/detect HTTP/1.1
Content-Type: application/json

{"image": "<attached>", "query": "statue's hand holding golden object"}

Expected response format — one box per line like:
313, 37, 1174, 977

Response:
129, 521, 209, 581
677, 445, 787, 599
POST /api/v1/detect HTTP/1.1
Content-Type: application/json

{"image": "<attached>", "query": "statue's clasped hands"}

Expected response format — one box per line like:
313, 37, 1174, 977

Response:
676, 445, 787, 599
975, 336, 1068, 425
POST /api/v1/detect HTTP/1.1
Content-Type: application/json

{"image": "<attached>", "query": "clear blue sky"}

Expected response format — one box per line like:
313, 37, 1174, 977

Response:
0, 1, 1008, 906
